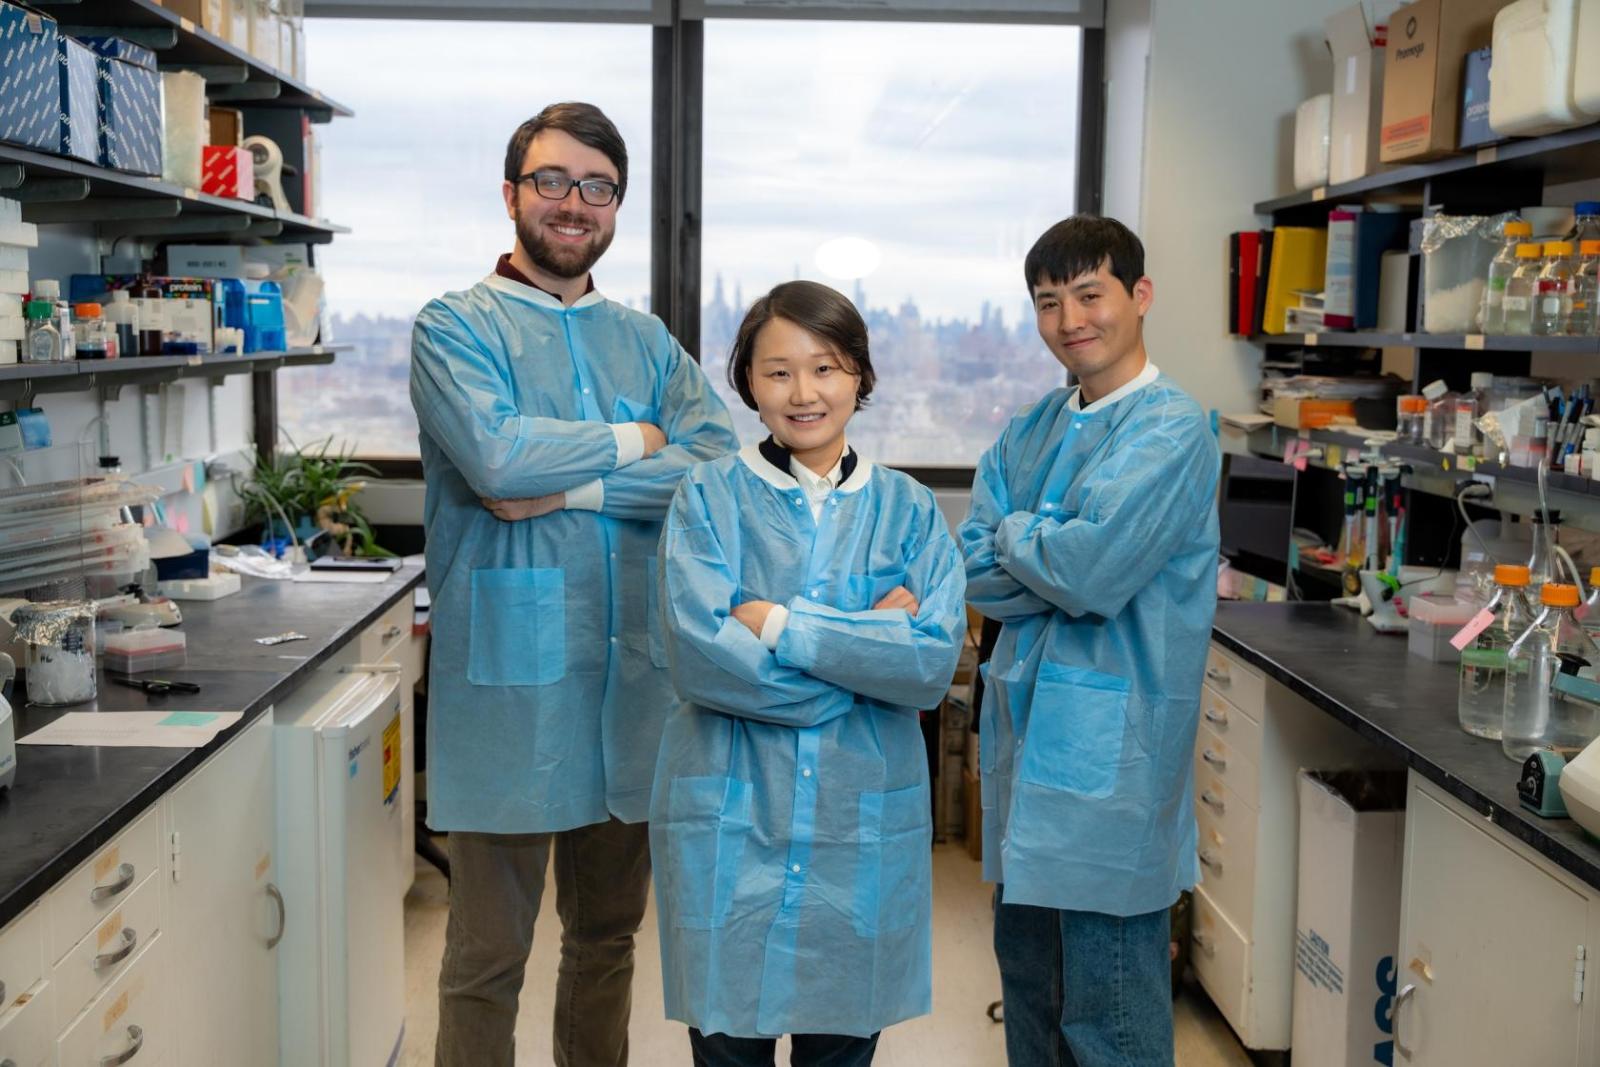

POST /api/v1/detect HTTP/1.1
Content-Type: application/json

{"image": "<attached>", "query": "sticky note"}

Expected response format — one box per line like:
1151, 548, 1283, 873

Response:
1450, 609, 1496, 652
181, 466, 195, 492
1294, 456, 1308, 472
193, 461, 206, 494
159, 712, 219, 727
174, 513, 190, 534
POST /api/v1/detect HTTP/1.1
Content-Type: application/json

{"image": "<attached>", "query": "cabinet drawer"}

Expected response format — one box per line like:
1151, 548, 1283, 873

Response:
0, 905, 43, 1020
52, 870, 159, 1030
1195, 721, 1260, 810
1194, 778, 1259, 934
359, 597, 412, 664
48, 806, 161, 966
56, 934, 166, 1067
0, 979, 54, 1067
1200, 684, 1263, 767
1204, 644, 1265, 721
1191, 884, 1252, 1044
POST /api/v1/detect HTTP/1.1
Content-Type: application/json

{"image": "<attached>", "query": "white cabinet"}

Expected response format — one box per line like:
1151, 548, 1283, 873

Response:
1396, 774, 1600, 1064
1192, 641, 1391, 1051
165, 712, 279, 1067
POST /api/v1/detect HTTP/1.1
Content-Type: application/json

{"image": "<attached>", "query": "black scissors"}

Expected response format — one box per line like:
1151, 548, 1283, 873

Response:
112, 677, 201, 696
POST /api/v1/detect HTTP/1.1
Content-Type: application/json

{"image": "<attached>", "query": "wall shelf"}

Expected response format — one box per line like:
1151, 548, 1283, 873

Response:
1249, 332, 1600, 353
1254, 121, 1600, 221
0, 145, 345, 242
28, 0, 352, 121
0, 346, 351, 397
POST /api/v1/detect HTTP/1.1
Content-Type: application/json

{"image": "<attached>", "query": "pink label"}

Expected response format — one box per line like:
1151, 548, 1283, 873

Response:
1579, 604, 1591, 622
1450, 608, 1496, 651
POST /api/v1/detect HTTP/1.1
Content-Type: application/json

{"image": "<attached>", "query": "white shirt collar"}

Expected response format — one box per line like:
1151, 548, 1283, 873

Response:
739, 443, 873, 498
1068, 360, 1160, 413
481, 273, 608, 311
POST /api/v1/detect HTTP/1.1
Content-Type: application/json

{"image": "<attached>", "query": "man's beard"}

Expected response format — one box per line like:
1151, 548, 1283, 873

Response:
516, 210, 615, 280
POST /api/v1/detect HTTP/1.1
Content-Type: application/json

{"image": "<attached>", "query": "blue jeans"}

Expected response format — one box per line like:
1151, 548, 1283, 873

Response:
992, 888, 1173, 1067
688, 1029, 880, 1067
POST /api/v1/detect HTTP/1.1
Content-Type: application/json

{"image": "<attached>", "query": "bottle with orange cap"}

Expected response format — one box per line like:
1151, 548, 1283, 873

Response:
1534, 240, 1576, 336
1459, 564, 1536, 740
1570, 240, 1600, 335
1503, 581, 1600, 762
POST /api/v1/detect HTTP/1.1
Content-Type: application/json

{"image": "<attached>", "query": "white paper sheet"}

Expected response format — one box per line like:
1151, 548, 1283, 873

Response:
290, 569, 393, 584
19, 710, 244, 748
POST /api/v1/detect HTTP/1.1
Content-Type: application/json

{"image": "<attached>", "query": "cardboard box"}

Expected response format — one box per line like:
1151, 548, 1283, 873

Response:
1325, 4, 1388, 184
209, 105, 243, 147
201, 145, 252, 199
0, 3, 60, 152
162, 0, 227, 35
95, 47, 162, 175
56, 35, 98, 163
1272, 395, 1359, 430
1291, 770, 1407, 1067
1459, 45, 1496, 147
1380, 0, 1503, 163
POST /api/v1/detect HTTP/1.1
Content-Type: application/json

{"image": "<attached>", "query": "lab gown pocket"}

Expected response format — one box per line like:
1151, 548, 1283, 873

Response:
1018, 665, 1128, 799
664, 776, 753, 929
853, 784, 931, 937
467, 567, 566, 687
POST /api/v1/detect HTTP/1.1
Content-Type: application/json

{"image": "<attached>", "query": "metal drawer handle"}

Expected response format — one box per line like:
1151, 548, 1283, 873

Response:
1201, 790, 1226, 815
94, 928, 138, 971
1203, 706, 1229, 726
100, 1024, 144, 1066
1394, 983, 1416, 1057
91, 863, 136, 903
1191, 931, 1215, 957
1198, 848, 1223, 875
1201, 749, 1227, 771
381, 624, 404, 641
267, 882, 286, 950
1205, 665, 1230, 684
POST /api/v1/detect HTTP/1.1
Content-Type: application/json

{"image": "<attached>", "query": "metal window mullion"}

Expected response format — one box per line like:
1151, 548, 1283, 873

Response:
651, 5, 703, 360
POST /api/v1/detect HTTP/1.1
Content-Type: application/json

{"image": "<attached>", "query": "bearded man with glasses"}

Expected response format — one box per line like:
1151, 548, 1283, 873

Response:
411, 101, 738, 1067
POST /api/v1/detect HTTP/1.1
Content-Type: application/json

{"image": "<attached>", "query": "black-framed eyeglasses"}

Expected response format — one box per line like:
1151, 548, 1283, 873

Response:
515, 170, 620, 207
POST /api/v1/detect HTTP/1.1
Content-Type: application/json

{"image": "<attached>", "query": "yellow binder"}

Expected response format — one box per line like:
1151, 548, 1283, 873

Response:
1262, 226, 1328, 334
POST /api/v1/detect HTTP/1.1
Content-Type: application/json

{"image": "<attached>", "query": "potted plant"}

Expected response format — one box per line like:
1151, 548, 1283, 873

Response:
236, 435, 394, 558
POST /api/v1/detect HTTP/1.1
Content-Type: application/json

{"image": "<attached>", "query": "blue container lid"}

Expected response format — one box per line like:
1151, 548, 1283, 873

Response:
1577, 201, 1600, 217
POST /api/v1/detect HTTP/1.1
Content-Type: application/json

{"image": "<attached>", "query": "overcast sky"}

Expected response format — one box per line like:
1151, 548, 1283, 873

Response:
306, 17, 1081, 326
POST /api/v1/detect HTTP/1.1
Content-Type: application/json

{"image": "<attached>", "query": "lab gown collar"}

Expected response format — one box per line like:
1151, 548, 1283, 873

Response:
481, 272, 608, 311
738, 443, 873, 496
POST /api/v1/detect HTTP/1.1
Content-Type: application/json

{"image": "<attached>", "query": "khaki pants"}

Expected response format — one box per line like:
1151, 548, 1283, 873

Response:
435, 818, 652, 1067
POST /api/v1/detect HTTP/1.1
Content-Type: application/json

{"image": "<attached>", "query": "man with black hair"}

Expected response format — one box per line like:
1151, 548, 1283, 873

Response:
958, 214, 1221, 1066
410, 101, 738, 1067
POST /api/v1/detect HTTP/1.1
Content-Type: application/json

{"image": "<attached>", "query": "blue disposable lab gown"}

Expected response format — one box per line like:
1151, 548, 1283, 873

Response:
959, 375, 1220, 916
652, 445, 966, 1038
411, 275, 738, 833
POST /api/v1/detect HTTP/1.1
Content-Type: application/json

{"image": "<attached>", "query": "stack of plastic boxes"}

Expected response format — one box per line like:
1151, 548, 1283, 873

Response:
84, 36, 161, 176
0, 1, 60, 152
0, 198, 36, 365
55, 32, 97, 162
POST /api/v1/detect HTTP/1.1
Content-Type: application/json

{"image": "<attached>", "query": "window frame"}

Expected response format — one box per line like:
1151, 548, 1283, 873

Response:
285, 5, 1105, 488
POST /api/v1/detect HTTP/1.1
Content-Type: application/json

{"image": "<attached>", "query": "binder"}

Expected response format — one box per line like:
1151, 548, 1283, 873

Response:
1238, 231, 1263, 335
1252, 229, 1275, 336
1262, 226, 1329, 333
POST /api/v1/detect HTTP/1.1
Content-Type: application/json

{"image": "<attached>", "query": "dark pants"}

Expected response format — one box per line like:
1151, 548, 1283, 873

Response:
689, 1029, 881, 1067
993, 888, 1174, 1067
435, 818, 652, 1067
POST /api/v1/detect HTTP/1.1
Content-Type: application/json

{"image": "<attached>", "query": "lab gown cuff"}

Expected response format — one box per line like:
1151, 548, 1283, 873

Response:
611, 422, 646, 468
564, 479, 604, 512
759, 603, 790, 650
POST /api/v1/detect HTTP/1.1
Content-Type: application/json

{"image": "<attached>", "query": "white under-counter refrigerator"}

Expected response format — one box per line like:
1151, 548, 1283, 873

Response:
275, 664, 406, 1067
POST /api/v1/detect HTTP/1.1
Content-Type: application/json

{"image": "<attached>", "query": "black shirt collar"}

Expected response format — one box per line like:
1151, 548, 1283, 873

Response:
759, 435, 857, 484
